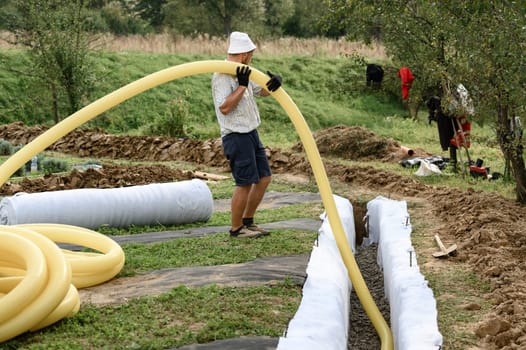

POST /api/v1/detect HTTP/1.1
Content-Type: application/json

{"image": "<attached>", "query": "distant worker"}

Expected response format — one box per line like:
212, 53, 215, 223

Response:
211, 31, 282, 238
427, 84, 474, 170
366, 63, 384, 88
398, 67, 414, 100
448, 84, 472, 152
427, 96, 458, 166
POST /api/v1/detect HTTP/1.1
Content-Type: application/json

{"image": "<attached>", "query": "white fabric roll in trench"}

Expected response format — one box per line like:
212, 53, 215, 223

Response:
0, 179, 213, 229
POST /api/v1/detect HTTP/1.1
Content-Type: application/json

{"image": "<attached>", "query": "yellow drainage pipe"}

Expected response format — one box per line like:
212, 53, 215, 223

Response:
17, 224, 125, 289
0, 223, 122, 342
0, 227, 72, 342
0, 60, 392, 349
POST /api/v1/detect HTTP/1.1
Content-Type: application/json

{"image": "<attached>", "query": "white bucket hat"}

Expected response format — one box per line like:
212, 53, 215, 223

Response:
227, 31, 256, 54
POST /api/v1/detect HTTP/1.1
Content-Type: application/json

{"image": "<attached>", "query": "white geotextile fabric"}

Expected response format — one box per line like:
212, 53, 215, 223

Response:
415, 160, 442, 176
0, 179, 213, 229
366, 196, 443, 350
277, 194, 354, 350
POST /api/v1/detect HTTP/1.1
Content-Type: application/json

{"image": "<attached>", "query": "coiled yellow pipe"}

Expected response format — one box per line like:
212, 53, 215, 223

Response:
0, 227, 71, 341
0, 60, 392, 349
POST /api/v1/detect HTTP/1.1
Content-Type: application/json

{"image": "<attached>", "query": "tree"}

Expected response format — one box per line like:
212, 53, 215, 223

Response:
263, 0, 294, 36
196, 0, 265, 36
323, 0, 526, 204
446, 2, 526, 202
134, 0, 167, 28
162, 0, 221, 35
161, 0, 329, 38
4, 0, 96, 124
283, 0, 330, 38
163, 0, 265, 37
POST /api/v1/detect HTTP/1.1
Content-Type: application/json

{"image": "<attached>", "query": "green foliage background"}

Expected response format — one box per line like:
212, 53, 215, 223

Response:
0, 50, 405, 139
0, 49, 505, 166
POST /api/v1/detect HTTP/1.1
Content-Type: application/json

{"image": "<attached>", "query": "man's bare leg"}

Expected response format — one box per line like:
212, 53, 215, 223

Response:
243, 175, 271, 219
231, 184, 251, 230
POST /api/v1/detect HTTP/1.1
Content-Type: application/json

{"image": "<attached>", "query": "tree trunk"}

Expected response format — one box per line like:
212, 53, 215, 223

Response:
511, 148, 526, 203
223, 14, 231, 35
51, 83, 60, 124
496, 104, 526, 204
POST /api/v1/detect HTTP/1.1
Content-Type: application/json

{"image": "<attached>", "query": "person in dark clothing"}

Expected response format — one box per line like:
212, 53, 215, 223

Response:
428, 84, 475, 172
366, 64, 384, 88
426, 96, 458, 167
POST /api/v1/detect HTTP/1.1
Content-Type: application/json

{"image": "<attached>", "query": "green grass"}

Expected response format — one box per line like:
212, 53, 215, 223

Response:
2, 282, 301, 350
0, 199, 320, 349
205, 174, 320, 200
0, 50, 405, 139
96, 194, 322, 237
0, 201, 319, 349
337, 154, 516, 200
121, 229, 317, 276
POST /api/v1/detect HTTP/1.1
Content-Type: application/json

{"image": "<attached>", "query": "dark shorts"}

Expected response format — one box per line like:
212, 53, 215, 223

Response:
222, 130, 272, 186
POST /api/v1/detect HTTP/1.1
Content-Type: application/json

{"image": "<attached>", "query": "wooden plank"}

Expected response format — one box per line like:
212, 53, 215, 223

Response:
193, 171, 229, 181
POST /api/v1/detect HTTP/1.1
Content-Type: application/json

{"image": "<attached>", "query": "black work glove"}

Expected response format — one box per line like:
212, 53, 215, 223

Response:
236, 66, 251, 87
266, 70, 282, 92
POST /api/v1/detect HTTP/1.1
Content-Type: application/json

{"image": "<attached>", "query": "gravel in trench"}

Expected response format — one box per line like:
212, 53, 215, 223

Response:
348, 243, 390, 350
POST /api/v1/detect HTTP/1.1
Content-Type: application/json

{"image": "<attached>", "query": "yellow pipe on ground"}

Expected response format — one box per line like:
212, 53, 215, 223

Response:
18, 224, 125, 288
0, 227, 72, 342
0, 223, 122, 342
0, 60, 392, 349
30, 283, 80, 332
268, 86, 393, 350
0, 232, 48, 325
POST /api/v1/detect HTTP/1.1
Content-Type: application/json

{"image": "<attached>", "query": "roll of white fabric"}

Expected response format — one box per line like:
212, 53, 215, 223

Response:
278, 194, 352, 350
0, 179, 213, 229
367, 195, 443, 350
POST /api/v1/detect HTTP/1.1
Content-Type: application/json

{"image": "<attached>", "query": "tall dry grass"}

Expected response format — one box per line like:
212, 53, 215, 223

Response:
98, 33, 386, 58
0, 31, 386, 59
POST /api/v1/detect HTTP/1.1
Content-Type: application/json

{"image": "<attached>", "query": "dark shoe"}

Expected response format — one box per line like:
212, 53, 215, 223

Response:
229, 226, 262, 238
245, 223, 270, 236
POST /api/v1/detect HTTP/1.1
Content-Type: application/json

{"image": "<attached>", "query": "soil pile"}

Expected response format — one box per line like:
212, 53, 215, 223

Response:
0, 164, 193, 195
430, 188, 526, 349
291, 125, 430, 161
0, 122, 307, 174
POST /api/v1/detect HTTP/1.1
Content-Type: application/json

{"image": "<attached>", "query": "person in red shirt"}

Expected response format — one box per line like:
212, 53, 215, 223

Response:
398, 67, 414, 100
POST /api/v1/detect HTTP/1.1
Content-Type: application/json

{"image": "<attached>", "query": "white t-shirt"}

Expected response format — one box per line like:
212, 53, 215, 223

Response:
211, 72, 263, 137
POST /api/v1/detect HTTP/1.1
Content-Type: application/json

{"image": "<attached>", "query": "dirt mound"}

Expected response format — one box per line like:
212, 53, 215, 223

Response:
0, 122, 229, 167
291, 125, 430, 161
428, 188, 526, 349
0, 164, 193, 195
0, 122, 307, 175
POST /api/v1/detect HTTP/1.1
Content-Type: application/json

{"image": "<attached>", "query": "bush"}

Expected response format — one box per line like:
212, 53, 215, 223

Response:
0, 139, 13, 155
145, 97, 190, 138
13, 164, 25, 177
40, 158, 69, 175
6, 152, 67, 177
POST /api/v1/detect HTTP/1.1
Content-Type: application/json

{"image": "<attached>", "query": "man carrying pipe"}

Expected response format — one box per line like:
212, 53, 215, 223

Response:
211, 31, 282, 238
